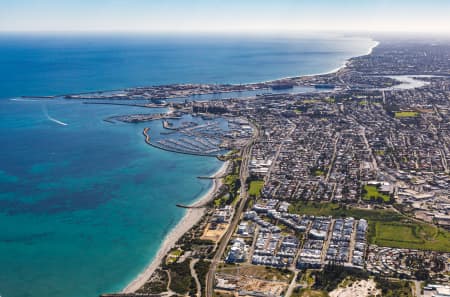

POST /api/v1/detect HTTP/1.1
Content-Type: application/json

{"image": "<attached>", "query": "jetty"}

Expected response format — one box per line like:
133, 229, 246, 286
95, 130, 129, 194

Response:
175, 204, 205, 209
21, 95, 56, 99
197, 176, 216, 179
83, 102, 151, 108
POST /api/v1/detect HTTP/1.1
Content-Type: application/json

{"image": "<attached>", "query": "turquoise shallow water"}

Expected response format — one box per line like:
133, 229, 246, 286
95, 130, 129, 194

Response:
0, 34, 376, 297
0, 99, 222, 297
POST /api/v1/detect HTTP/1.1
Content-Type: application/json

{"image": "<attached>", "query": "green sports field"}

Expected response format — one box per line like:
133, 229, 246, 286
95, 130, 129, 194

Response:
289, 202, 450, 252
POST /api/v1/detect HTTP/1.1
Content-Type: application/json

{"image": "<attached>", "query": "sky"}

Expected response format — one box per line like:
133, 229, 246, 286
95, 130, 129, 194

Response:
0, 0, 450, 33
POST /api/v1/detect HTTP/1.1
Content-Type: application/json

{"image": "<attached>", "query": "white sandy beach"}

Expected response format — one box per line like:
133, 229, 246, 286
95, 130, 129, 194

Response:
122, 160, 229, 293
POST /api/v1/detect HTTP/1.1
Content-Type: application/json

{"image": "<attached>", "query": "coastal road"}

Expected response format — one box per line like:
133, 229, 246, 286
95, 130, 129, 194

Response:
205, 122, 259, 297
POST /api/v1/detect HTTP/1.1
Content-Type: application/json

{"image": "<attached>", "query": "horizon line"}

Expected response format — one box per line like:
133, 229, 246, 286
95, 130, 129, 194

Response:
1, 29, 450, 37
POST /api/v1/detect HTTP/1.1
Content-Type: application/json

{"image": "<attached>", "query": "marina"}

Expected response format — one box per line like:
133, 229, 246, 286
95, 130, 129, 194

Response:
140, 115, 254, 157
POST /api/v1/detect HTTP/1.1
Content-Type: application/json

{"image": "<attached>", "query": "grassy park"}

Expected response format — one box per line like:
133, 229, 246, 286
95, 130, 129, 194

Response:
362, 185, 391, 202
248, 180, 264, 198
373, 221, 450, 251
395, 111, 419, 118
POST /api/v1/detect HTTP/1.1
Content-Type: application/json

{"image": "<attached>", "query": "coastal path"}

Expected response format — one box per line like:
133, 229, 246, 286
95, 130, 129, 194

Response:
190, 259, 201, 297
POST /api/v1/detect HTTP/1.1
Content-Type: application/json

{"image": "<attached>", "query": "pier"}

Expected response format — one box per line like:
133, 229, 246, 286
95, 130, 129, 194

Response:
83, 102, 149, 108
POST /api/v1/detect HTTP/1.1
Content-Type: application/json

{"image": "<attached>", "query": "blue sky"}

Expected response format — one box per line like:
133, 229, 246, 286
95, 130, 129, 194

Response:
1, 0, 449, 33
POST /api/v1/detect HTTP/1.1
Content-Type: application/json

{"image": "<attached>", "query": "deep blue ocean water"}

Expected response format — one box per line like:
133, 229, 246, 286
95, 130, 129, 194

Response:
0, 34, 376, 297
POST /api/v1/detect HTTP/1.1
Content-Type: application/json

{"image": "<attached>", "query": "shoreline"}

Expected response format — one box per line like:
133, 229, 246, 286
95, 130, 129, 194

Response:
246, 39, 379, 85
121, 38, 379, 294
15, 38, 379, 101
122, 160, 229, 293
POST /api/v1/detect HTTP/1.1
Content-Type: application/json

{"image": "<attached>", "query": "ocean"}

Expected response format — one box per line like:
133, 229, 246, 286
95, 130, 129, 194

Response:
0, 33, 376, 297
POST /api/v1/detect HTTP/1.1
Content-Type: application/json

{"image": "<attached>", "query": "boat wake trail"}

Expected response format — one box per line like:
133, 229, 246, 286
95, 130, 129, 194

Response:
42, 104, 68, 126
10, 98, 41, 102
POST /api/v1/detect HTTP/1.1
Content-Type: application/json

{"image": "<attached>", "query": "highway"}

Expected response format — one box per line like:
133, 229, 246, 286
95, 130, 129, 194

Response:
205, 122, 259, 297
